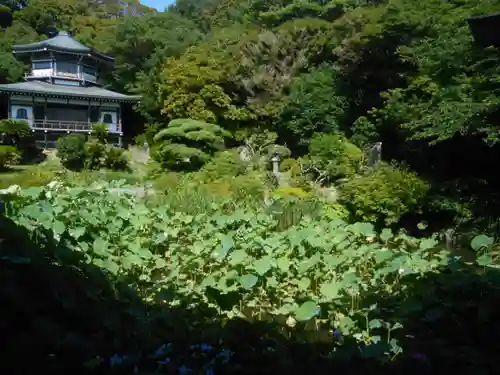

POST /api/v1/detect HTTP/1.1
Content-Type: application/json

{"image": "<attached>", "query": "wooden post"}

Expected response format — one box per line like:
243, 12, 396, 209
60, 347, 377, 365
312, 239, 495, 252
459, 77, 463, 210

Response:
87, 99, 91, 130
117, 104, 121, 133
98, 100, 102, 126
31, 96, 35, 128
44, 97, 47, 125
78, 56, 83, 81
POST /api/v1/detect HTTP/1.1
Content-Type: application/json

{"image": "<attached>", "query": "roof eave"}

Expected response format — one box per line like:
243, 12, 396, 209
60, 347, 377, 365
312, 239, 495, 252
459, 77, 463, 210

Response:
90, 49, 115, 63
12, 47, 115, 64
466, 12, 500, 21
0, 88, 141, 103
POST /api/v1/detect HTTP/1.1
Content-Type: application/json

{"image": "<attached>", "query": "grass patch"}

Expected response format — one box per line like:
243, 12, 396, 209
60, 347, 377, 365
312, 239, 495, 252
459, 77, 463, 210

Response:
0, 149, 149, 188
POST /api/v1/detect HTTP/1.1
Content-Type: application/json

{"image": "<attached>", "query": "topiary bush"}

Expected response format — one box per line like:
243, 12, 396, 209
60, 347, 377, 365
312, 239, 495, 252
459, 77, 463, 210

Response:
0, 145, 21, 170
56, 133, 87, 170
339, 163, 430, 225
153, 118, 231, 171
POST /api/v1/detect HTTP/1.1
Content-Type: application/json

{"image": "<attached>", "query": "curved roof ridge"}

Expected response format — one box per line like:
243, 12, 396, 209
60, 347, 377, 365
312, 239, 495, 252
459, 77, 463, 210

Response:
12, 31, 114, 63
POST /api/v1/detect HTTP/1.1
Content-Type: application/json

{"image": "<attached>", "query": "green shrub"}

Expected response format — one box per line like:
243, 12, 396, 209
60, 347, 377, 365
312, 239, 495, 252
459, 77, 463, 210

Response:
91, 123, 109, 144
0, 119, 40, 162
0, 145, 20, 170
153, 118, 230, 171
340, 163, 430, 225
104, 146, 129, 170
135, 123, 160, 146
199, 149, 247, 181
0, 119, 31, 139
56, 134, 87, 170
280, 158, 302, 177
84, 138, 107, 170
151, 171, 185, 191
306, 132, 364, 181
323, 202, 350, 221
226, 172, 266, 201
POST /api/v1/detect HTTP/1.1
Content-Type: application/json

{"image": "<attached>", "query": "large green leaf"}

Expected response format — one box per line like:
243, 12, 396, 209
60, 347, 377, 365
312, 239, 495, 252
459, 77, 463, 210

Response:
253, 256, 273, 276
239, 274, 258, 290
92, 237, 109, 257
471, 235, 494, 251
69, 226, 86, 240
52, 220, 66, 237
229, 249, 248, 265
319, 281, 340, 299
294, 300, 320, 321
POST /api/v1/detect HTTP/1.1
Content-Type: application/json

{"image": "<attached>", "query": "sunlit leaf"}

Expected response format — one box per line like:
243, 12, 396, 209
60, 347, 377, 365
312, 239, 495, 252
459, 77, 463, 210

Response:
239, 274, 258, 289
471, 235, 494, 251
294, 300, 320, 321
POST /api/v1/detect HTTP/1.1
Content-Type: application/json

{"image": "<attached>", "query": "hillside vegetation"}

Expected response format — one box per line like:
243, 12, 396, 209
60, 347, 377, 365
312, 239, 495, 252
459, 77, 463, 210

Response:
2, 0, 500, 373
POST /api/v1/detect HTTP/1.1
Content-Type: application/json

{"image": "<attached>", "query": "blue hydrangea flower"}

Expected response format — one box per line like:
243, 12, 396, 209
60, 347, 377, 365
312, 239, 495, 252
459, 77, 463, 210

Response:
200, 343, 214, 352
109, 354, 124, 367
178, 365, 193, 375
158, 357, 171, 365
153, 343, 172, 357
217, 349, 233, 364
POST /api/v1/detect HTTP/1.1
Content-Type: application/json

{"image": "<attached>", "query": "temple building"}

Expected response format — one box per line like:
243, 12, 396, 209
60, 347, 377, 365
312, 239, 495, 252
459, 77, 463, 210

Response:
0, 31, 140, 148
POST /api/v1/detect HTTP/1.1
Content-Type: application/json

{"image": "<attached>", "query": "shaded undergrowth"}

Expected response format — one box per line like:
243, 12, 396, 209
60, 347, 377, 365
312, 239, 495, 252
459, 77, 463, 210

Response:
1, 212, 499, 374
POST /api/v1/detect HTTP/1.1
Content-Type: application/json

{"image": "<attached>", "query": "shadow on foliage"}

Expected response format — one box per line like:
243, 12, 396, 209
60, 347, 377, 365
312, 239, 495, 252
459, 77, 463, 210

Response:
385, 131, 500, 234
1, 214, 499, 374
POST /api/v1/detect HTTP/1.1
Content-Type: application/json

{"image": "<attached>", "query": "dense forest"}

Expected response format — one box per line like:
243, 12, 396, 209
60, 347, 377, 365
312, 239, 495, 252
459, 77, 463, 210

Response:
2, 0, 500, 373
3, 0, 500, 236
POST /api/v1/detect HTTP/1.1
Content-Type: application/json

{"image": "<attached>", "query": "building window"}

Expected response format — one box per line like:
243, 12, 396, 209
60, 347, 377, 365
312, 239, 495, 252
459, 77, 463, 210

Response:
103, 113, 113, 124
33, 61, 52, 70
56, 62, 78, 76
16, 108, 28, 120
82, 65, 97, 77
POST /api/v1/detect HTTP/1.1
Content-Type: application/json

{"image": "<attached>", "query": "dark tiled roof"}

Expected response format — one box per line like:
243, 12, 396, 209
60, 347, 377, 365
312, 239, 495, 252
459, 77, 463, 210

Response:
0, 81, 140, 103
467, 12, 500, 48
13, 31, 114, 62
